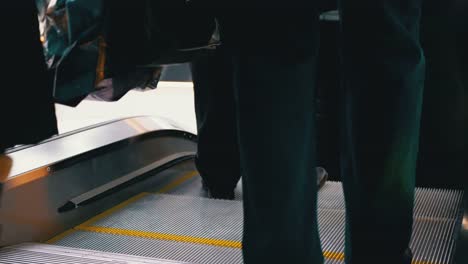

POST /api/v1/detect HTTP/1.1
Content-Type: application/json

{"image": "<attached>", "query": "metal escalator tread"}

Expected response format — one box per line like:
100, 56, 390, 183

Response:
50, 183, 464, 264
0, 243, 188, 264
53, 194, 244, 264
82, 194, 243, 242
53, 231, 243, 264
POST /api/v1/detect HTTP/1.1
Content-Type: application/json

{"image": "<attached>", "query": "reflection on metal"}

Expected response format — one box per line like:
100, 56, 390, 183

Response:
3, 167, 50, 191
125, 118, 153, 134
0, 116, 197, 247
5, 116, 191, 181
0, 243, 189, 264
320, 10, 340, 22
58, 152, 196, 212
5, 115, 186, 155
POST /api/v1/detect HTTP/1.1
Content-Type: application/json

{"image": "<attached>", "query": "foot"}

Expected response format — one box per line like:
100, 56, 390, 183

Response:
201, 167, 327, 199
403, 248, 413, 264
317, 167, 328, 189
202, 180, 235, 200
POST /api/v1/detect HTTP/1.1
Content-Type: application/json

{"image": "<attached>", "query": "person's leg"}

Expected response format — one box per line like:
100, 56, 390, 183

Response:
338, 1, 425, 263
222, 7, 323, 262
190, 48, 241, 198
234, 55, 322, 264
1, 1, 57, 151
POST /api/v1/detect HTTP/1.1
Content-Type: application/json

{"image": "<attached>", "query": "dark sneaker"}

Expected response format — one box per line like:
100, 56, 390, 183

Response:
202, 179, 235, 200
317, 167, 328, 189
201, 167, 327, 199
403, 248, 413, 264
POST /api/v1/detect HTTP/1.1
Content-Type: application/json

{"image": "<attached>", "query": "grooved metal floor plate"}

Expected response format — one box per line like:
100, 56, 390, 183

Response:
92, 194, 243, 242
53, 231, 243, 264
51, 182, 464, 264
0, 243, 186, 264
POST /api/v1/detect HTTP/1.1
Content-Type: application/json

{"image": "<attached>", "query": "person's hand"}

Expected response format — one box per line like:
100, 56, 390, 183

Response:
0, 155, 12, 184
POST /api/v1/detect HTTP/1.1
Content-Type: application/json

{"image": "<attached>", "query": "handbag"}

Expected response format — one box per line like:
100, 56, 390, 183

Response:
38, 0, 218, 106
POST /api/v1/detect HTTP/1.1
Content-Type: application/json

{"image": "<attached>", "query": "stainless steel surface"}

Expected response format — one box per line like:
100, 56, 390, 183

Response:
62, 152, 196, 211
53, 230, 243, 264
51, 182, 464, 264
316, 183, 465, 264
90, 194, 243, 242
0, 116, 197, 247
0, 243, 189, 264
5, 116, 185, 181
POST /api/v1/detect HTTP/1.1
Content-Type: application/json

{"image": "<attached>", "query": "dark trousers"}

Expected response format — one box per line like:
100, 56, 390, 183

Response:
1, 2, 57, 151
193, 2, 425, 263
191, 47, 241, 194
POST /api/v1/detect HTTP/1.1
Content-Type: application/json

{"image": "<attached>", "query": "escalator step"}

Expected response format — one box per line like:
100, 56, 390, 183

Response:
53, 231, 243, 264
50, 183, 464, 264
0, 243, 187, 264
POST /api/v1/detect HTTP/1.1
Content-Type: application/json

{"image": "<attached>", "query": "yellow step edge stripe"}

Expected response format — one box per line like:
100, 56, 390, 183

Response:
79, 170, 198, 228
47, 168, 435, 264
323, 250, 344, 261
74, 225, 346, 263
156, 170, 199, 194
78, 192, 150, 228
76, 225, 242, 249
49, 170, 198, 243
75, 224, 437, 264
49, 221, 436, 264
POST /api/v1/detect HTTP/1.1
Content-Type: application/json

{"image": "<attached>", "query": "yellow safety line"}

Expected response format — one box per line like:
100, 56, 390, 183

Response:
79, 170, 198, 228
68, 225, 387, 264
156, 171, 199, 194
46, 228, 78, 244
323, 251, 345, 261
76, 225, 242, 249
78, 192, 149, 228
47, 169, 435, 264
49, 170, 198, 243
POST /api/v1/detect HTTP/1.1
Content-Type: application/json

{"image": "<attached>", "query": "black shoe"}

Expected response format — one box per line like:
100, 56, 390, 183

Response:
202, 179, 235, 200
376, 248, 413, 264
403, 248, 413, 264
201, 167, 327, 199
317, 167, 328, 189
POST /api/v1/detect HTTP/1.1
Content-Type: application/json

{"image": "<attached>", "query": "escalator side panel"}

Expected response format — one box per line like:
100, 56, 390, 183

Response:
0, 117, 197, 247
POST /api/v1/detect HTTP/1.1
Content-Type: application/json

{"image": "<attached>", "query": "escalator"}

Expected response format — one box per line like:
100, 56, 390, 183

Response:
0, 116, 465, 263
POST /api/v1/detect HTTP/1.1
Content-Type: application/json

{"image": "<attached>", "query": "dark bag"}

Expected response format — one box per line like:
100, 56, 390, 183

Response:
38, 0, 218, 106
105, 0, 219, 68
